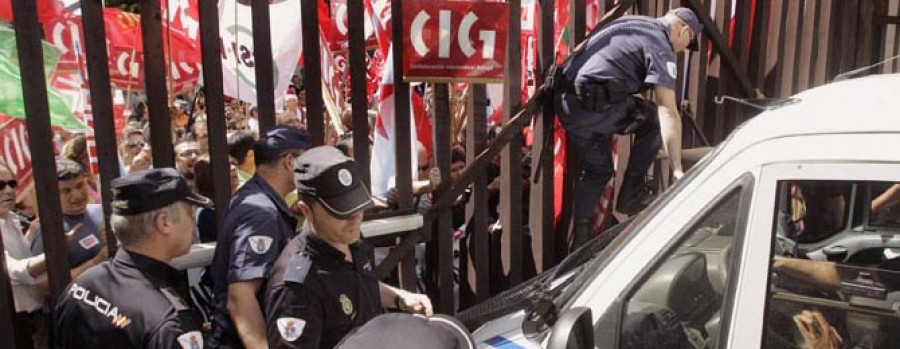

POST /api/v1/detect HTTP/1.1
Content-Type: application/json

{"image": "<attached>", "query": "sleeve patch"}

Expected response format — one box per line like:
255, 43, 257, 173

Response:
277, 317, 306, 342
177, 331, 203, 349
666, 61, 678, 79
248, 235, 274, 254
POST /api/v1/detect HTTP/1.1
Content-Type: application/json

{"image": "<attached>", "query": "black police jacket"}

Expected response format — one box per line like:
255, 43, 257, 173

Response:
54, 250, 204, 349
264, 229, 383, 349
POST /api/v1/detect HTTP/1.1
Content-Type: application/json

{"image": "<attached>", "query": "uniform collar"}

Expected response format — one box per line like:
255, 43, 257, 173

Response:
247, 174, 295, 219
114, 249, 184, 284
301, 225, 372, 273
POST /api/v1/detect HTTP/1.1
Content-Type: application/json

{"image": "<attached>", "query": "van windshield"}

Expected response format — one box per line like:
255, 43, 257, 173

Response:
554, 136, 725, 307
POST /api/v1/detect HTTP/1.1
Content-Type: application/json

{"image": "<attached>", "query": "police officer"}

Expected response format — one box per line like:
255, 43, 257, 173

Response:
209, 126, 311, 348
264, 146, 433, 348
555, 8, 702, 246
54, 168, 211, 348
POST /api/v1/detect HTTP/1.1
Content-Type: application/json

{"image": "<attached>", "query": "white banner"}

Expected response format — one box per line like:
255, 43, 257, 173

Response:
218, 0, 303, 106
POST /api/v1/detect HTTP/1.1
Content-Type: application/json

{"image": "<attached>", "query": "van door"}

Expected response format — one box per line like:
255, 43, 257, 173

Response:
729, 162, 900, 348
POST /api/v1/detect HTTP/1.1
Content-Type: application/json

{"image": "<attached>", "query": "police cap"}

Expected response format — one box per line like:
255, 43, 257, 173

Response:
293, 146, 372, 219
258, 126, 311, 152
110, 168, 212, 215
335, 313, 475, 349
668, 7, 703, 51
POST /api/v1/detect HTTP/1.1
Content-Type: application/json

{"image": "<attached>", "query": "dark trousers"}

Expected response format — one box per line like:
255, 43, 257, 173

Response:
568, 116, 661, 220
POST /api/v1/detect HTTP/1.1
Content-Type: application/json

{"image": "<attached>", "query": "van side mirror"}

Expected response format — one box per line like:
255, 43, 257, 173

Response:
546, 307, 593, 349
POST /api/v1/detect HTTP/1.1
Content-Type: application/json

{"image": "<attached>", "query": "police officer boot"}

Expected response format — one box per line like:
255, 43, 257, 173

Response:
616, 173, 653, 216
571, 218, 593, 251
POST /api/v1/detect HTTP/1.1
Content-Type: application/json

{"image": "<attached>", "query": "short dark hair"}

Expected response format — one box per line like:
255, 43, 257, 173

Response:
228, 131, 257, 165
253, 143, 298, 167
193, 155, 213, 198
56, 158, 85, 181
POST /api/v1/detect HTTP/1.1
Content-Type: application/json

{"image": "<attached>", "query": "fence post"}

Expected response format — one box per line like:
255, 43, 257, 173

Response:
347, 0, 371, 188
432, 84, 455, 313
467, 85, 490, 302
252, 0, 277, 134
532, 0, 556, 272
141, 0, 174, 167
81, 0, 121, 252
502, 0, 525, 286
391, 0, 414, 209
198, 0, 232, 230
300, 0, 324, 145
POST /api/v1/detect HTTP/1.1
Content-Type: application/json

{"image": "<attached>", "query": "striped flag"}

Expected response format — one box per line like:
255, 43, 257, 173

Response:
369, 48, 420, 199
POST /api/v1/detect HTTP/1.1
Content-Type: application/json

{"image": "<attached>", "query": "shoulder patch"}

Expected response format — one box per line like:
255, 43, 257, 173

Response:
248, 235, 274, 254
277, 317, 306, 342
160, 287, 190, 311
284, 253, 312, 284
666, 61, 678, 79
177, 331, 204, 349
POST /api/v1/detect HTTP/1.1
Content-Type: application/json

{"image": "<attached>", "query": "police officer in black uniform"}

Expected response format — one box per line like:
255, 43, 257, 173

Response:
54, 168, 212, 348
209, 126, 310, 348
555, 8, 702, 246
264, 146, 433, 348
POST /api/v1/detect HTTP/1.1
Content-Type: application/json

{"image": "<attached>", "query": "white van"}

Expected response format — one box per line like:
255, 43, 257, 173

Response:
466, 74, 900, 348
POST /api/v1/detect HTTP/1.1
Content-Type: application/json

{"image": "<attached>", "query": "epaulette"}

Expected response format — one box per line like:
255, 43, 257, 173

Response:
283, 253, 312, 284
160, 287, 190, 311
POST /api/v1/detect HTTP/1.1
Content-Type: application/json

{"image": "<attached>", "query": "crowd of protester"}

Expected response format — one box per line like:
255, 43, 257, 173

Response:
1, 73, 541, 347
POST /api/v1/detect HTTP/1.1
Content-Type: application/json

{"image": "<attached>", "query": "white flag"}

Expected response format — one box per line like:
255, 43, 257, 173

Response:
370, 48, 419, 199
218, 0, 303, 106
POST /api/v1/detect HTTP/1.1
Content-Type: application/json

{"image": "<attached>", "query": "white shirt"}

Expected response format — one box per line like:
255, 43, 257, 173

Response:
0, 215, 44, 313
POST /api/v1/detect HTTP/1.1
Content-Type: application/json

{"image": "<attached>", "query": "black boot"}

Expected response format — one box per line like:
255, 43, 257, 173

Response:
616, 173, 653, 216
571, 218, 593, 251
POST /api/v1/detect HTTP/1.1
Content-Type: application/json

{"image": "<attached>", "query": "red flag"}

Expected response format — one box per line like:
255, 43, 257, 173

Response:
0, 0, 64, 23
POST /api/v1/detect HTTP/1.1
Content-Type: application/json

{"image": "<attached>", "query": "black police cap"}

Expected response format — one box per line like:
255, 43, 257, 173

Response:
110, 168, 212, 216
335, 313, 475, 349
258, 126, 311, 151
294, 146, 372, 218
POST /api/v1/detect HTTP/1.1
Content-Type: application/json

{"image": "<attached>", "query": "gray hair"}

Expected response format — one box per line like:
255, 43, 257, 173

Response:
110, 202, 187, 247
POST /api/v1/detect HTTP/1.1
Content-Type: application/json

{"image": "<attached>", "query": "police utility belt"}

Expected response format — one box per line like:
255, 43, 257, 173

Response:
560, 79, 630, 112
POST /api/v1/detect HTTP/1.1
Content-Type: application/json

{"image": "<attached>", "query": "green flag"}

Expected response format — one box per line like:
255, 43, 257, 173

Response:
0, 26, 87, 131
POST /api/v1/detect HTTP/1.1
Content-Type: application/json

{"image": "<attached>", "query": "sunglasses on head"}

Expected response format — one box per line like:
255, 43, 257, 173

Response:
0, 180, 18, 191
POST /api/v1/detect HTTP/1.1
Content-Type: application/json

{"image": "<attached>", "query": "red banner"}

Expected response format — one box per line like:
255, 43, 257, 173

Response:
0, 116, 33, 201
402, 0, 508, 83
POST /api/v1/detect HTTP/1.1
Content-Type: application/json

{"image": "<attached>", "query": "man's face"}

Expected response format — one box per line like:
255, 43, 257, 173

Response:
284, 98, 298, 111
307, 201, 363, 246
175, 142, 200, 178
169, 203, 196, 257
59, 175, 89, 215
671, 20, 694, 53
417, 151, 430, 180
450, 161, 466, 184
124, 134, 145, 158
0, 167, 16, 217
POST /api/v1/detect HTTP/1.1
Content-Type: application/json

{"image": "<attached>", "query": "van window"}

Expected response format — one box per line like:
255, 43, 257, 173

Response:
765, 180, 900, 348
617, 189, 743, 349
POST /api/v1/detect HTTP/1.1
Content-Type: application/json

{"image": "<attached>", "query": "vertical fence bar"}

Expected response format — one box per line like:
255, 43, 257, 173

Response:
347, 0, 371, 188
711, 0, 731, 142
301, 0, 324, 145
776, 0, 801, 96
502, 0, 525, 286
252, 0, 277, 134
81, 0, 121, 251
812, 0, 834, 85
532, 0, 555, 271
467, 85, 489, 302
857, 0, 876, 69
797, 0, 818, 91
748, 0, 770, 90
432, 84, 455, 313
141, 0, 174, 167
198, 0, 232, 229
391, 0, 414, 210
12, 0, 72, 302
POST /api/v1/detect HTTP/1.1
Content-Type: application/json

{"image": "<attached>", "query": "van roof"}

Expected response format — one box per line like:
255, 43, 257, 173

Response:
722, 73, 900, 152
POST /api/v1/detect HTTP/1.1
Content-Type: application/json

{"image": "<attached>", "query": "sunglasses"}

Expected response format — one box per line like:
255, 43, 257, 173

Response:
179, 149, 200, 158
0, 179, 18, 191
